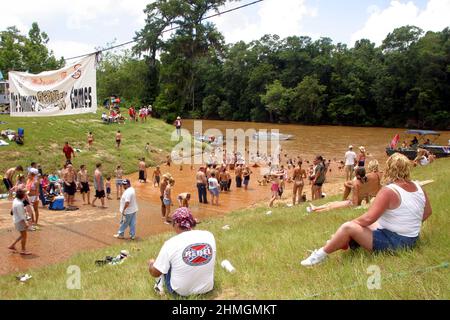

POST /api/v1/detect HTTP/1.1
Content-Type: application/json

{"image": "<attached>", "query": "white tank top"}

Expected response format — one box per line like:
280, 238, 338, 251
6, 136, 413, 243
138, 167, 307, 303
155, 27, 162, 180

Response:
377, 182, 425, 237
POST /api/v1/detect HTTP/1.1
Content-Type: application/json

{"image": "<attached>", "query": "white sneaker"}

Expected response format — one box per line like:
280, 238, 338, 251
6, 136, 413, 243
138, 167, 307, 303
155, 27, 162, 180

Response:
300, 249, 327, 266
306, 206, 312, 213
113, 234, 125, 239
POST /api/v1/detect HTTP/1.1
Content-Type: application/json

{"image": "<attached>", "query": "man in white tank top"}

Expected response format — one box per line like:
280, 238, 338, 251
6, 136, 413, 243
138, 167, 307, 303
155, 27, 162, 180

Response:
301, 153, 432, 267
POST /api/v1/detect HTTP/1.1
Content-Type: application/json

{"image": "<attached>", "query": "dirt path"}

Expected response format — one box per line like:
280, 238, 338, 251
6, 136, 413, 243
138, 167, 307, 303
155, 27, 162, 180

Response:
0, 161, 346, 276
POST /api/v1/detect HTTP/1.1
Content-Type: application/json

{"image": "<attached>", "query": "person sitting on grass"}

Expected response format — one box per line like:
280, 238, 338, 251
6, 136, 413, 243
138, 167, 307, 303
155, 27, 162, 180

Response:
307, 165, 382, 213
300, 153, 432, 267
148, 207, 216, 297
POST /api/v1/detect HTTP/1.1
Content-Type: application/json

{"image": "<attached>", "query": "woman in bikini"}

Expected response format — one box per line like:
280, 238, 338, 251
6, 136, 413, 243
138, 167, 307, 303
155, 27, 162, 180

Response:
292, 161, 307, 205
357, 146, 367, 168
87, 132, 94, 150
26, 169, 40, 227
269, 174, 282, 207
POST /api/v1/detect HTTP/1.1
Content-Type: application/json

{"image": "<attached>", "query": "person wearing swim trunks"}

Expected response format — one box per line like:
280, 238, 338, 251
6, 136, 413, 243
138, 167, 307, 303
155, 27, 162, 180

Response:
92, 163, 106, 208
242, 166, 252, 190
235, 164, 243, 188
152, 166, 161, 187
292, 161, 307, 205
3, 166, 23, 199
311, 156, 326, 201
63, 164, 77, 207
116, 131, 122, 149
138, 158, 147, 183
77, 165, 90, 205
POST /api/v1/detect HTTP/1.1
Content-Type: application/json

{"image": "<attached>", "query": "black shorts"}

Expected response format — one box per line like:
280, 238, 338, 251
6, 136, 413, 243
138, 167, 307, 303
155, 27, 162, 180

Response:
65, 182, 77, 196
139, 170, 146, 181
314, 182, 324, 187
116, 139, 121, 144
95, 190, 106, 199
80, 182, 90, 193
3, 178, 13, 190
106, 187, 111, 194
155, 176, 160, 184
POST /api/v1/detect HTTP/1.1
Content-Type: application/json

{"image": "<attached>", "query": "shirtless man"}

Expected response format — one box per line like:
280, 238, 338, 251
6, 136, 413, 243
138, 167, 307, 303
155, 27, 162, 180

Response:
196, 167, 208, 204
138, 158, 147, 183
152, 166, 161, 187
292, 161, 307, 205
63, 164, 77, 207
235, 164, 243, 188
308, 167, 381, 213
177, 192, 191, 208
219, 169, 229, 192
92, 163, 106, 208
115, 130, 122, 149
77, 165, 90, 205
3, 166, 24, 199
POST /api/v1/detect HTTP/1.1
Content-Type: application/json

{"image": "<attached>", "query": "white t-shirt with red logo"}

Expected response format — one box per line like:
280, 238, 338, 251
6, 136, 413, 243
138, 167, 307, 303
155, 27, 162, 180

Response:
153, 230, 216, 296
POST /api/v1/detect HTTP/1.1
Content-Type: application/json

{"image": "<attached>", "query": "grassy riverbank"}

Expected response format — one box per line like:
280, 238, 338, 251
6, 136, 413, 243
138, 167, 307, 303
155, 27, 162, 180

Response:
0, 159, 448, 299
0, 111, 176, 192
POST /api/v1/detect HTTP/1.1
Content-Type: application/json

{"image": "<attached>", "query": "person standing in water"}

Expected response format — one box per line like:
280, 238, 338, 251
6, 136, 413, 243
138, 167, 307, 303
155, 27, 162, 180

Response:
174, 116, 182, 137
138, 158, 147, 183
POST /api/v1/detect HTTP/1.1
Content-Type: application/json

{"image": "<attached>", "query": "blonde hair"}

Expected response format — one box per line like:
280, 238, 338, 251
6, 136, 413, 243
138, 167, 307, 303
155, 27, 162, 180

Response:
367, 159, 379, 173
384, 153, 411, 183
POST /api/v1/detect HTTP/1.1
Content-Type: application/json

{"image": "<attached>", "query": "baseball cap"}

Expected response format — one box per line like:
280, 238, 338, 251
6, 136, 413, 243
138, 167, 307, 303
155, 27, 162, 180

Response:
348, 145, 353, 149
121, 179, 131, 185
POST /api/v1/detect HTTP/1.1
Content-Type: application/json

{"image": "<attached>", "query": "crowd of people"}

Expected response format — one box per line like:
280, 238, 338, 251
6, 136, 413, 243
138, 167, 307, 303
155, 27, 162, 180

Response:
2, 118, 437, 297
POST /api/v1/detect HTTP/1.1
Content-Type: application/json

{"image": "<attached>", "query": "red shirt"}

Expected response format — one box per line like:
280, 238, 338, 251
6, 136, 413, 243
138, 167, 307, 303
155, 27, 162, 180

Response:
63, 145, 74, 159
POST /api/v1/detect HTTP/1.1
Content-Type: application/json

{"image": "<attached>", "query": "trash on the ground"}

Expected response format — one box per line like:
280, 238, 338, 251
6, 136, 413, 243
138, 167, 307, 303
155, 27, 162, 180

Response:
154, 276, 165, 295
95, 250, 129, 266
286, 204, 293, 208
221, 260, 236, 273
266, 211, 272, 215
222, 225, 231, 230
16, 274, 32, 282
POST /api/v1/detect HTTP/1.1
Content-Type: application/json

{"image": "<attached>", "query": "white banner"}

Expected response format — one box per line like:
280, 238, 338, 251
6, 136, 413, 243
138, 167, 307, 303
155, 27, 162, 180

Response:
8, 55, 97, 117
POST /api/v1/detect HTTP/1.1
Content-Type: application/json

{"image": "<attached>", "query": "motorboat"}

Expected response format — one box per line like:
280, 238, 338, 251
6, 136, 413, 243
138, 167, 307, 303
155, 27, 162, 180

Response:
252, 131, 293, 141
386, 130, 450, 160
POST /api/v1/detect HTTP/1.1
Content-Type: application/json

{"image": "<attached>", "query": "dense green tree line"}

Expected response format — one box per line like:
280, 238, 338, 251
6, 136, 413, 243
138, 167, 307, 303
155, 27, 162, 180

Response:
128, 0, 449, 129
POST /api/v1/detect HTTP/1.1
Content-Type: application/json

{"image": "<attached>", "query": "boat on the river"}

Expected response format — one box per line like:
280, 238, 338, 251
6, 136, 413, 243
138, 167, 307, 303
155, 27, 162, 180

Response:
385, 130, 450, 160
252, 131, 293, 141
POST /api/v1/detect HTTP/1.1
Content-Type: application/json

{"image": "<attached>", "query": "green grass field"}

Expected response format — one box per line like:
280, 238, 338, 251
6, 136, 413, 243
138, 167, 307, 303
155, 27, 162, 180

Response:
0, 159, 448, 300
0, 110, 177, 192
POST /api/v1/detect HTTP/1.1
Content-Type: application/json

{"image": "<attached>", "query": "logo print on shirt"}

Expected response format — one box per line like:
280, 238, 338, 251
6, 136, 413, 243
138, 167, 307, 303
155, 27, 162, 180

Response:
182, 243, 213, 266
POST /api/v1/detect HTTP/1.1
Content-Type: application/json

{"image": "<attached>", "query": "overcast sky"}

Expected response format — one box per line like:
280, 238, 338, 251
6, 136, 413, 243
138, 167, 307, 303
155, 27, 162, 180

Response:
1, 0, 449, 60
